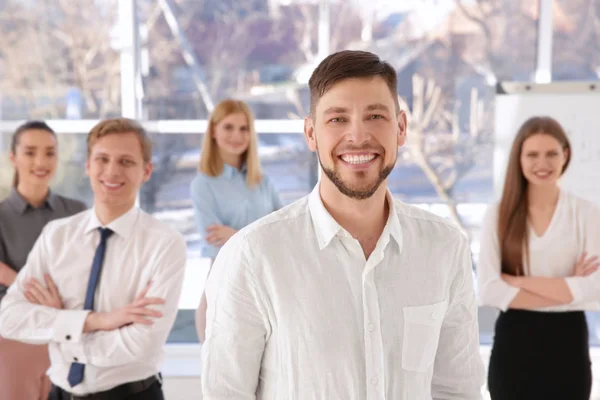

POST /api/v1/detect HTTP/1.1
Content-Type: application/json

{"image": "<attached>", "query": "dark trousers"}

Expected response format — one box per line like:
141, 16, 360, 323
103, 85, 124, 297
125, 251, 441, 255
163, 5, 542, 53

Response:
48, 380, 164, 400
488, 309, 592, 400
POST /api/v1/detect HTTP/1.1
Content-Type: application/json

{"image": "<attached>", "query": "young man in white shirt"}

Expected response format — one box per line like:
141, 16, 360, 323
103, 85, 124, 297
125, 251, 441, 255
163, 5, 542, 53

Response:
0, 118, 187, 400
201, 51, 485, 399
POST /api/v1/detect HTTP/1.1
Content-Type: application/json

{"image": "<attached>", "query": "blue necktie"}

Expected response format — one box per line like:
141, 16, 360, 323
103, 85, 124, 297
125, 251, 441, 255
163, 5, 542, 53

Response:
67, 227, 113, 387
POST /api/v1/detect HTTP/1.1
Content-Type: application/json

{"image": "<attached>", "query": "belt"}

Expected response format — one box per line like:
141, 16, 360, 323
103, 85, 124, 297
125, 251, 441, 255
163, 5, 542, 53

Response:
69, 374, 161, 400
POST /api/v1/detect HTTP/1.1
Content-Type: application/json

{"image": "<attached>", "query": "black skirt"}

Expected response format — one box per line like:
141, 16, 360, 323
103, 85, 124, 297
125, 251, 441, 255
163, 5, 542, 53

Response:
488, 309, 592, 400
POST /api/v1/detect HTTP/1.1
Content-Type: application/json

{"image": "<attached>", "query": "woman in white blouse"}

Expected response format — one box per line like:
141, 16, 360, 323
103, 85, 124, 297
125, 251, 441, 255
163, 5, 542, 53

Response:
477, 116, 600, 400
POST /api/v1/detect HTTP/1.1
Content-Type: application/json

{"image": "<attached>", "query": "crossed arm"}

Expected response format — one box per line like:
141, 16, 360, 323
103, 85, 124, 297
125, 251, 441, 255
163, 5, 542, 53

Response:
0, 262, 17, 287
498, 253, 599, 309
190, 178, 238, 251
24, 274, 165, 333
477, 207, 600, 311
0, 231, 186, 367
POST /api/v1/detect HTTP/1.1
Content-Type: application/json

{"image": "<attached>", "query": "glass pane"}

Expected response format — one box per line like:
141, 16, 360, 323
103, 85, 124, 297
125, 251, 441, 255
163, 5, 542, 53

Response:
552, 0, 600, 80
0, 1, 120, 119
142, 1, 342, 119
0, 132, 92, 204
139, 133, 312, 343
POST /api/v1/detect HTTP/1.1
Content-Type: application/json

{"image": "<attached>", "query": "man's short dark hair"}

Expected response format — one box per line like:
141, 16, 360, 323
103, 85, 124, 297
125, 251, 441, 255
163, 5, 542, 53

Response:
308, 50, 399, 116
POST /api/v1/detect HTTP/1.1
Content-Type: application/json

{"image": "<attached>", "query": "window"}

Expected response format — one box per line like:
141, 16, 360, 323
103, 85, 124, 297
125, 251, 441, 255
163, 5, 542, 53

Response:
142, 0, 324, 119
0, 0, 121, 120
552, 0, 600, 80
3, 0, 599, 350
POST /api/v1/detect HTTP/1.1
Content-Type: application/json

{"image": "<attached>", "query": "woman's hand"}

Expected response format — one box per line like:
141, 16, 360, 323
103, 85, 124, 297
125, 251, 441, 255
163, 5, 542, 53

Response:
206, 225, 237, 246
0, 262, 17, 286
572, 251, 600, 277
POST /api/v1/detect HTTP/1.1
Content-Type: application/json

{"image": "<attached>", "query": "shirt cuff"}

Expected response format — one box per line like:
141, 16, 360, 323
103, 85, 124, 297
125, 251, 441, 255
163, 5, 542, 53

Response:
565, 276, 583, 304
60, 340, 87, 365
497, 285, 520, 312
52, 309, 91, 344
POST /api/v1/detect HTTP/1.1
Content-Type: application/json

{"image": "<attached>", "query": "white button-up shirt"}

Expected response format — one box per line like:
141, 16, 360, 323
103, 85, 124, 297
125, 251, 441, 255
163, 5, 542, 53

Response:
478, 190, 600, 311
202, 186, 485, 399
0, 207, 187, 395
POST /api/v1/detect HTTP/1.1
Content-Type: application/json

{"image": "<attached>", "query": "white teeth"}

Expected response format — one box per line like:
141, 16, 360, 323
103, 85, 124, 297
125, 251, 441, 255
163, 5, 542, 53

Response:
103, 182, 121, 188
341, 154, 376, 164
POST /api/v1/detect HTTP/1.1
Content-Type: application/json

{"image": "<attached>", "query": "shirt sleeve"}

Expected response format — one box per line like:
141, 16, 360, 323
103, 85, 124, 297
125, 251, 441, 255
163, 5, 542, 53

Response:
264, 175, 283, 211
62, 234, 187, 367
190, 175, 223, 258
0, 224, 90, 345
431, 234, 485, 399
201, 234, 269, 399
476, 205, 520, 311
564, 201, 600, 303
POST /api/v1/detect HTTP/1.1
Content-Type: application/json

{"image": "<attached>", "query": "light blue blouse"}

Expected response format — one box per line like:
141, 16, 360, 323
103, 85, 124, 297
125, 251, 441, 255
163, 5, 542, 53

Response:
190, 164, 283, 258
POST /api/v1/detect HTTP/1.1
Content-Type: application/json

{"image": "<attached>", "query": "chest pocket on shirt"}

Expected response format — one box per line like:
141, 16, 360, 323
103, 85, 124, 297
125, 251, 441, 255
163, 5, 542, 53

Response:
402, 299, 448, 372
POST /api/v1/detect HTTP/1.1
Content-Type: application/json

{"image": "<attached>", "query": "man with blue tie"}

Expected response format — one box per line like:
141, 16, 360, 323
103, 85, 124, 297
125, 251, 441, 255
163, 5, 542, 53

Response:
0, 118, 187, 399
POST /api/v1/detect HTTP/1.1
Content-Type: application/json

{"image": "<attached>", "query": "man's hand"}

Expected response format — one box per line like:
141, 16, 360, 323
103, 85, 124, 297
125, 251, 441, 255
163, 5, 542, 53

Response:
206, 225, 237, 246
24, 274, 63, 309
83, 282, 165, 333
0, 262, 17, 287
573, 251, 600, 277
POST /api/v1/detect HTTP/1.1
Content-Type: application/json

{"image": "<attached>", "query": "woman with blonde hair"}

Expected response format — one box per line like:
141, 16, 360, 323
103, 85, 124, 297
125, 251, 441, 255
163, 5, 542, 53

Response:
191, 99, 282, 342
477, 116, 600, 399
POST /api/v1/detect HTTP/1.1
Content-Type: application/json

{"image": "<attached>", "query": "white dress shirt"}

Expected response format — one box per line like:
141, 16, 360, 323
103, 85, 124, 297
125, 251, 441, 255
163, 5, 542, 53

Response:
477, 190, 600, 312
0, 206, 187, 395
202, 186, 485, 400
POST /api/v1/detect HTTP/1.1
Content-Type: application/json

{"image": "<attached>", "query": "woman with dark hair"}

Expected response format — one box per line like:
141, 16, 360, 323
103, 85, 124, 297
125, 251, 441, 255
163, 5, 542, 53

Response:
0, 121, 86, 400
477, 116, 600, 399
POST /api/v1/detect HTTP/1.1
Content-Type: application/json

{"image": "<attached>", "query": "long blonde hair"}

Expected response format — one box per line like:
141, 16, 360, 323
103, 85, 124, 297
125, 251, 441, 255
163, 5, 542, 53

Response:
199, 99, 262, 187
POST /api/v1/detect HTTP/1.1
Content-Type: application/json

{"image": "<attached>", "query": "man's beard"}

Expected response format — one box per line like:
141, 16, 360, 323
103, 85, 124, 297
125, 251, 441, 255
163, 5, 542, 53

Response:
318, 154, 395, 200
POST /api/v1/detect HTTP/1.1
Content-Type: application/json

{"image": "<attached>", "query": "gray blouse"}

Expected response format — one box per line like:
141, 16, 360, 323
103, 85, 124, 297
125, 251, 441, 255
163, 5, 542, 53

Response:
0, 188, 87, 302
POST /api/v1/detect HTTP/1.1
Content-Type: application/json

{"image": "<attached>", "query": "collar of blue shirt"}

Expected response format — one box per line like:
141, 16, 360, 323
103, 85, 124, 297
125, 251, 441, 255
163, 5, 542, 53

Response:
307, 185, 403, 251
8, 187, 59, 214
222, 163, 247, 178
83, 206, 140, 239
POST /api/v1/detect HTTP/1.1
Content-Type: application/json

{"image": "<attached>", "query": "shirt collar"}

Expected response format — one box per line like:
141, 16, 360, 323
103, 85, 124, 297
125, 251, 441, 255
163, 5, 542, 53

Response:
84, 206, 140, 239
8, 188, 58, 214
222, 163, 247, 178
381, 192, 403, 251
308, 185, 403, 251
308, 185, 346, 249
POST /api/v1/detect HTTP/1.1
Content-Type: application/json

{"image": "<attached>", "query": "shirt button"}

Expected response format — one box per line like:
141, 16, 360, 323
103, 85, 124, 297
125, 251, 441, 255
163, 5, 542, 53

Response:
371, 377, 378, 385
66, 335, 71, 340
73, 357, 78, 362
367, 323, 375, 332
430, 312, 436, 319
